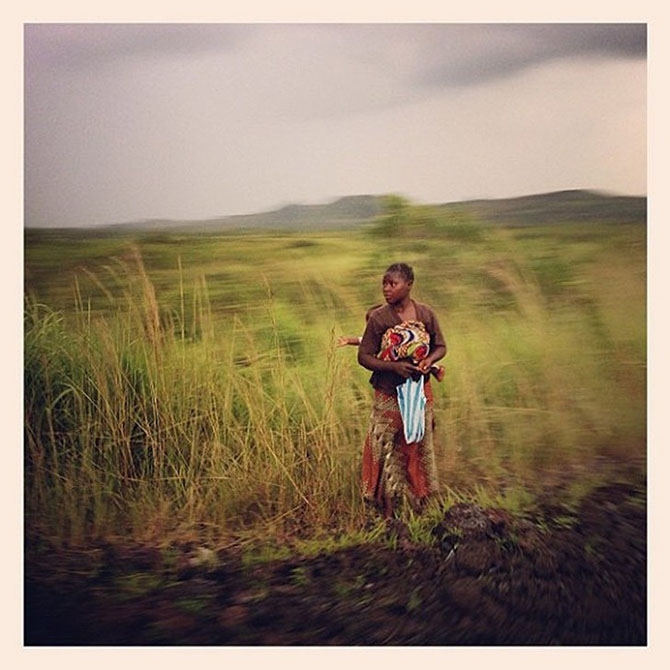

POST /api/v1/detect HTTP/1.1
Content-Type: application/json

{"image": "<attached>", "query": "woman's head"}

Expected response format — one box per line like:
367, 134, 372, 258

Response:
384, 263, 414, 283
382, 263, 414, 306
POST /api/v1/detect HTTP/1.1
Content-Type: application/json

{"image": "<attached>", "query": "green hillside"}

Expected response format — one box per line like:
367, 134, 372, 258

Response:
439, 189, 646, 226
25, 189, 646, 233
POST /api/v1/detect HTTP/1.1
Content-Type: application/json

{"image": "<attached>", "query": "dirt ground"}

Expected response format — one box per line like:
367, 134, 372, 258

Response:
24, 479, 646, 646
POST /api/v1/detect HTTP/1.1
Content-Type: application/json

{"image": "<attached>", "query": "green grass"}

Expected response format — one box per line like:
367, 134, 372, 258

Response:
24, 215, 646, 548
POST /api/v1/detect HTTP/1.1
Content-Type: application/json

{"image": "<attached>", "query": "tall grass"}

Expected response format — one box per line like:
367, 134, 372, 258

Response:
25, 253, 365, 546
24, 224, 646, 546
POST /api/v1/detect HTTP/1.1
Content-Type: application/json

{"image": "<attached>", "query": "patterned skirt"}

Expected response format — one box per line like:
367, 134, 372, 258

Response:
361, 381, 439, 507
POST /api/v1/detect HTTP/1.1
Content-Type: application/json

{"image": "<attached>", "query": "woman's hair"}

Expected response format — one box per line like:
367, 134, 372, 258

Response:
385, 262, 414, 283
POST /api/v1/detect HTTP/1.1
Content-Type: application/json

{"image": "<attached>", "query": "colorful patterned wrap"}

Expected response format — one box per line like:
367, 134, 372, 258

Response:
377, 320, 430, 364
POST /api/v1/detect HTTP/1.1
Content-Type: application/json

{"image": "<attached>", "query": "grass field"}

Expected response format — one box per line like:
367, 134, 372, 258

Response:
24, 209, 647, 549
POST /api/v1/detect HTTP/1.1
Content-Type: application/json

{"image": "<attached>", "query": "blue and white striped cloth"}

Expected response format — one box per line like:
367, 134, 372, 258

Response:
397, 377, 426, 443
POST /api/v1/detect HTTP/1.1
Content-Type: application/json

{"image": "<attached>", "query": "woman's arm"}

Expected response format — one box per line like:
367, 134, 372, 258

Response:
416, 343, 446, 374
357, 350, 419, 379
416, 305, 447, 374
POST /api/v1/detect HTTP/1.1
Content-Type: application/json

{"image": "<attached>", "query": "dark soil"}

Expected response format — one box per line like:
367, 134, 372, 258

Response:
24, 480, 646, 646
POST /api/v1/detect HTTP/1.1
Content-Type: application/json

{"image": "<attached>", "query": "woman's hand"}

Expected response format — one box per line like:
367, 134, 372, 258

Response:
416, 359, 433, 375
395, 360, 420, 378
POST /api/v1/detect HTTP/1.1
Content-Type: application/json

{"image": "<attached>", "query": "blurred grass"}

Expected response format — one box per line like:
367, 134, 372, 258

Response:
24, 215, 646, 547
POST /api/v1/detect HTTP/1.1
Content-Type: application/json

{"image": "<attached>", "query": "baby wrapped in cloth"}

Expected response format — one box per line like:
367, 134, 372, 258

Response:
378, 320, 430, 443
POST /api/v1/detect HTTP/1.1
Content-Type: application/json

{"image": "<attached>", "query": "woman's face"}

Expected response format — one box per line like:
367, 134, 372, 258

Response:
382, 271, 412, 306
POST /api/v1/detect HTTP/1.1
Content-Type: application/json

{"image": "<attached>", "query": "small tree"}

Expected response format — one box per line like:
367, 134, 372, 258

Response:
374, 194, 412, 237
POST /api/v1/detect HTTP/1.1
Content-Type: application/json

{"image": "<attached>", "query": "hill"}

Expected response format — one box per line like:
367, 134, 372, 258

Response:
437, 189, 646, 227
102, 195, 384, 234
29, 190, 646, 234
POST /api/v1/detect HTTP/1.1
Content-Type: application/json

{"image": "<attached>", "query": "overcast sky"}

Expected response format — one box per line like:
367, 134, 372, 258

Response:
24, 22, 647, 228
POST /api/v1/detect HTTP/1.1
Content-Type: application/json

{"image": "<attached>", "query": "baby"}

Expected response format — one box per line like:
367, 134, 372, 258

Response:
337, 305, 445, 382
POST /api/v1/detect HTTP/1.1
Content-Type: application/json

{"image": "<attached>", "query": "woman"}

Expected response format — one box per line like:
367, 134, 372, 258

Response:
357, 263, 447, 519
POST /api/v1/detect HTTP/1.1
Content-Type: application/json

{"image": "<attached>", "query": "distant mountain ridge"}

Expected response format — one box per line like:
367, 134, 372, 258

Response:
89, 189, 646, 233
210, 194, 383, 231
438, 189, 646, 226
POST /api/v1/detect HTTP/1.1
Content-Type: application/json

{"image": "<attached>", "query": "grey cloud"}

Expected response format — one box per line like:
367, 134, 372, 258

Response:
24, 23, 255, 71
415, 23, 646, 88
25, 22, 646, 74
23, 22, 646, 227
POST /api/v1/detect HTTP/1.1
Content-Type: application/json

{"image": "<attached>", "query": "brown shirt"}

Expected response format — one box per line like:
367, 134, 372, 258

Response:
359, 301, 447, 394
